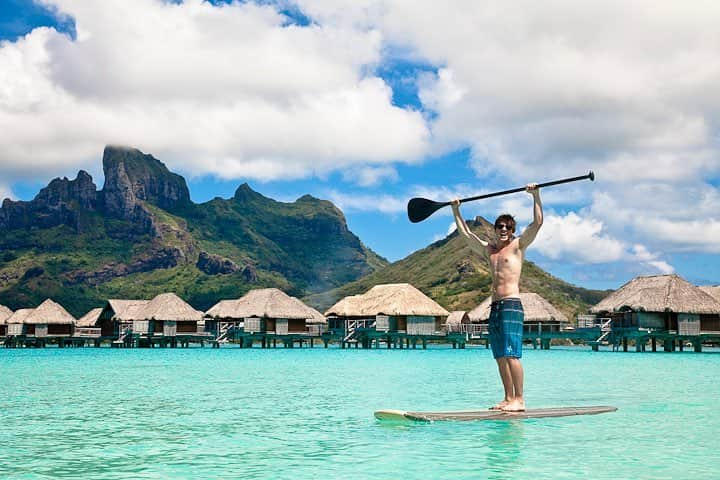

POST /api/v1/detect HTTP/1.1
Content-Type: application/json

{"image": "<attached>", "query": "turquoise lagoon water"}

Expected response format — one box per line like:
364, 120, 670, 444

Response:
1, 346, 718, 479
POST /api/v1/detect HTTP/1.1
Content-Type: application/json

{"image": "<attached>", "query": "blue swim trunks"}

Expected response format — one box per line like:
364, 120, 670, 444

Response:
488, 297, 524, 359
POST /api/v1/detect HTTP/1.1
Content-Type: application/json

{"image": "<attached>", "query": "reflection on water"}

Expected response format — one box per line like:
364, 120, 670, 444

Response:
485, 420, 525, 479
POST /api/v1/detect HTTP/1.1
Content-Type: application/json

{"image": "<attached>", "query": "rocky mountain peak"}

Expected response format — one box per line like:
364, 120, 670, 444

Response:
233, 182, 265, 202
102, 146, 191, 216
0, 171, 98, 231
35, 170, 98, 210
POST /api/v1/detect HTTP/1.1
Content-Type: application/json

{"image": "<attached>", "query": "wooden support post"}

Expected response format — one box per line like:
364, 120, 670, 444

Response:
651, 337, 657, 352
679, 340, 684, 352
623, 337, 628, 352
694, 339, 702, 353
422, 339, 427, 350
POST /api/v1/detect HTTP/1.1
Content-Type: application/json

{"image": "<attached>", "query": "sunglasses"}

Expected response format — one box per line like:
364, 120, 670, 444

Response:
494, 223, 512, 230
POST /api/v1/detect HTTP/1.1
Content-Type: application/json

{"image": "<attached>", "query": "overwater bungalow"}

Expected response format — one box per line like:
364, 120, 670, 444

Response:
97, 293, 206, 346
325, 283, 450, 337
6, 299, 76, 339
75, 308, 103, 339
590, 274, 720, 335
205, 288, 326, 338
139, 293, 206, 337
98, 299, 150, 339
0, 304, 13, 336
445, 311, 470, 333
5, 309, 33, 336
469, 292, 570, 333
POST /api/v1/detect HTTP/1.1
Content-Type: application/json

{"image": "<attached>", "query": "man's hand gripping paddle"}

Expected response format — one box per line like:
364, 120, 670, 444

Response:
407, 171, 595, 223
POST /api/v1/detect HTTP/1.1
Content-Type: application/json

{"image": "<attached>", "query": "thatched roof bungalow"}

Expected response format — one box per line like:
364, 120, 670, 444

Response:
5, 309, 33, 336
97, 300, 150, 337
0, 304, 14, 336
590, 274, 720, 333
445, 311, 470, 333
325, 283, 450, 335
206, 288, 326, 335
99, 294, 205, 337
468, 293, 569, 333
6, 299, 76, 337
135, 293, 204, 336
74, 308, 103, 338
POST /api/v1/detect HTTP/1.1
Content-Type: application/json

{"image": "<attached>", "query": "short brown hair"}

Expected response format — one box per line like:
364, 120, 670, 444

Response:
494, 214, 516, 233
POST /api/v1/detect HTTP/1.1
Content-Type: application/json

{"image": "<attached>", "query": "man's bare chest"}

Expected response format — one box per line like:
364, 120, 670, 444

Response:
489, 245, 522, 271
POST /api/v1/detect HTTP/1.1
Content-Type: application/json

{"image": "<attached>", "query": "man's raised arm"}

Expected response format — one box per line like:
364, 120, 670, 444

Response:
451, 199, 488, 255
519, 184, 543, 250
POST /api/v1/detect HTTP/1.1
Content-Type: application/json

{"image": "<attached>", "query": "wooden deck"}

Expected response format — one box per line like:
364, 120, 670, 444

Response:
2, 325, 719, 351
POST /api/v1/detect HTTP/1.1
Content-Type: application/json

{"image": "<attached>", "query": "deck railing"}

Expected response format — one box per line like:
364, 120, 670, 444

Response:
74, 327, 101, 338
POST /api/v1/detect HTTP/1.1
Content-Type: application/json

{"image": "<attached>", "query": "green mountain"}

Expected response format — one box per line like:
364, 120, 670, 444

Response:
306, 216, 609, 319
0, 146, 387, 316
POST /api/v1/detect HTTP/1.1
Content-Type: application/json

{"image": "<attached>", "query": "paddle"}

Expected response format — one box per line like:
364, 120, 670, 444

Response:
407, 171, 595, 223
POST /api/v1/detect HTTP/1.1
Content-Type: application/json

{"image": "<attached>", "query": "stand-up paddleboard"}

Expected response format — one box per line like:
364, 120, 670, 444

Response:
375, 406, 617, 422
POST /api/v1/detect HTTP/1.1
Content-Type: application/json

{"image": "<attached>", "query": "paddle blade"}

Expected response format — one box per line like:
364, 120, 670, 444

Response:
408, 198, 447, 223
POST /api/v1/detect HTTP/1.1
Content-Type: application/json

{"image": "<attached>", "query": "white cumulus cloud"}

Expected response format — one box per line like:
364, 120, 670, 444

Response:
0, 0, 430, 182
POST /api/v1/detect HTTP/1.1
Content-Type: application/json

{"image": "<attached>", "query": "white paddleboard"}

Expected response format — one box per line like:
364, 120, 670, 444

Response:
375, 406, 617, 422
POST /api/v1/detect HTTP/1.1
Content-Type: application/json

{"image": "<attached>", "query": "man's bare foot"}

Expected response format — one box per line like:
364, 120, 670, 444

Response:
501, 399, 525, 412
489, 400, 510, 411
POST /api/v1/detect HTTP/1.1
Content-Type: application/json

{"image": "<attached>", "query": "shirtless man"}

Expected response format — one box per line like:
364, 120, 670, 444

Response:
451, 184, 543, 412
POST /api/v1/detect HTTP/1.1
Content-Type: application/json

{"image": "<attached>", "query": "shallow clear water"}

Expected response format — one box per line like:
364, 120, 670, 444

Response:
1, 345, 718, 479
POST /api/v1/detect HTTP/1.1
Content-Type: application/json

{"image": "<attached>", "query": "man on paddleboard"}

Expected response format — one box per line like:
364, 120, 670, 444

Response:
451, 184, 543, 412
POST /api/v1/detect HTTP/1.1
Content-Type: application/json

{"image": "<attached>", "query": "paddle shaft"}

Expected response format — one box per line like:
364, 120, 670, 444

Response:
441, 171, 594, 207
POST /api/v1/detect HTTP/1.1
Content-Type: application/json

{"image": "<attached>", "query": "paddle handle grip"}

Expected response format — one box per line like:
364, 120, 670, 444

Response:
457, 171, 595, 205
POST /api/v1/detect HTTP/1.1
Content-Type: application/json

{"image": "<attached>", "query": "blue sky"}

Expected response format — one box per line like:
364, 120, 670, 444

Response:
2, 0, 720, 291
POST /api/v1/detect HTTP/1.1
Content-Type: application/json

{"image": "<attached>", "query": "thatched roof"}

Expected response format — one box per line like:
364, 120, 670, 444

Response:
325, 284, 450, 317
139, 293, 204, 321
469, 293, 569, 323
105, 299, 151, 321
324, 295, 365, 317
76, 308, 103, 327
446, 311, 470, 326
23, 299, 76, 325
6, 308, 34, 325
206, 288, 326, 324
590, 274, 720, 315
699, 285, 720, 303
0, 305, 13, 325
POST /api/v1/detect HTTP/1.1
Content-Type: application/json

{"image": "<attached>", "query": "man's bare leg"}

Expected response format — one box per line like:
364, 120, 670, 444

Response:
502, 357, 525, 412
491, 357, 514, 410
